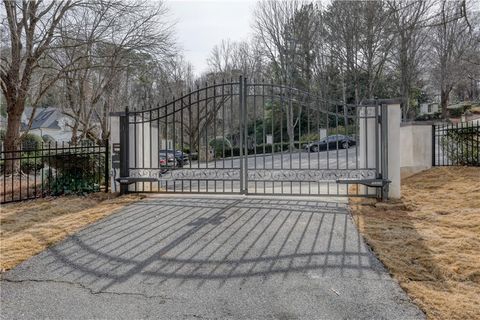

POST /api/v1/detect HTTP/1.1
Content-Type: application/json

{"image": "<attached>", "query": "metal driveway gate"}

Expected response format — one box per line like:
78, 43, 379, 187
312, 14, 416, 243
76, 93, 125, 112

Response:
118, 77, 388, 197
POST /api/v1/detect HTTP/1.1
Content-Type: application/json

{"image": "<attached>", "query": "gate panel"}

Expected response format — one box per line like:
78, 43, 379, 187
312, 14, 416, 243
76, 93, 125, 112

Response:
120, 77, 385, 197
243, 80, 382, 196
126, 80, 243, 193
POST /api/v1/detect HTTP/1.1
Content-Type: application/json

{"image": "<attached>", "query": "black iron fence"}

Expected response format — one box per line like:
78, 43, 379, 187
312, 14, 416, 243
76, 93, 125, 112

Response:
433, 122, 480, 166
1, 141, 109, 204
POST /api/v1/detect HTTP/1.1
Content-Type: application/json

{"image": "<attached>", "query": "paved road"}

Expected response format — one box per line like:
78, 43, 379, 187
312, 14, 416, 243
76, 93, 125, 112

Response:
133, 148, 374, 195
189, 147, 359, 170
1, 196, 424, 319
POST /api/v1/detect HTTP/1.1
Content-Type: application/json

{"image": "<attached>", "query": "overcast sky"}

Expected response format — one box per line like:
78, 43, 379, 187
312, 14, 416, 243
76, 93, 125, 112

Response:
166, 0, 257, 75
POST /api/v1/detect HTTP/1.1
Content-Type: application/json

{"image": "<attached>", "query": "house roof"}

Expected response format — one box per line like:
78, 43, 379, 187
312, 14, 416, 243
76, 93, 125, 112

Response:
21, 107, 64, 131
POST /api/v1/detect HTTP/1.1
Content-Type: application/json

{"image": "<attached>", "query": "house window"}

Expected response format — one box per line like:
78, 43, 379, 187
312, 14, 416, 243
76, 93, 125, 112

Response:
428, 105, 432, 113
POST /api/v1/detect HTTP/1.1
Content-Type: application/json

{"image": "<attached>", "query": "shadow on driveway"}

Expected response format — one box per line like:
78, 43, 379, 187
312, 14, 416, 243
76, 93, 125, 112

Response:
1, 196, 424, 319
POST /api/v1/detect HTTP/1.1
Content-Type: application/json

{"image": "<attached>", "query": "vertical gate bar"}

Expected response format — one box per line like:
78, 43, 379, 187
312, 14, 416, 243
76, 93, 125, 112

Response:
180, 93, 184, 192
326, 106, 330, 169
345, 105, 349, 170
213, 81, 217, 172
119, 108, 130, 195
34, 147, 37, 198
204, 84, 208, 192
298, 93, 302, 171
197, 84, 200, 180
355, 105, 359, 170
164, 101, 169, 192
230, 79, 234, 192
316, 96, 320, 171
188, 89, 192, 192
270, 82, 274, 194
205, 82, 208, 178
442, 125, 445, 166
243, 77, 248, 194
336, 105, 339, 170
105, 139, 109, 193
457, 122, 460, 165
222, 79, 225, 193
196, 88, 200, 192
262, 81, 266, 193
280, 86, 284, 194
149, 109, 153, 191
289, 88, 292, 175
335, 105, 339, 195
375, 102, 380, 179
239, 76, 244, 193
157, 103, 162, 191
270, 82, 274, 171
253, 80, 257, 194
306, 94, 311, 175
173, 96, 177, 192
477, 123, 480, 165
316, 97, 320, 194
133, 111, 137, 192
213, 81, 217, 193
25, 146, 29, 199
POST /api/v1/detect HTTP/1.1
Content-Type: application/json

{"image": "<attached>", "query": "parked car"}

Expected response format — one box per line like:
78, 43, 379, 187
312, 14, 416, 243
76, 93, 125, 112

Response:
304, 135, 356, 152
159, 149, 189, 167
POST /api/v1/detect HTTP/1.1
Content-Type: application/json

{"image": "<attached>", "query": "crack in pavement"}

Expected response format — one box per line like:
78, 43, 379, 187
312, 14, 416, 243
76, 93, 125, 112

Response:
1, 278, 169, 301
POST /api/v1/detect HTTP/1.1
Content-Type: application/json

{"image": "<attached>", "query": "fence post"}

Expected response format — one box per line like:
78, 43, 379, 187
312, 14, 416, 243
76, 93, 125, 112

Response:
432, 125, 436, 167
104, 139, 109, 193
119, 108, 129, 195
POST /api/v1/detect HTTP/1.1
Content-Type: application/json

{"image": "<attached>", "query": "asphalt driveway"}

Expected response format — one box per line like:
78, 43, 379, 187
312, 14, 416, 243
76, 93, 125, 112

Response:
1, 196, 424, 319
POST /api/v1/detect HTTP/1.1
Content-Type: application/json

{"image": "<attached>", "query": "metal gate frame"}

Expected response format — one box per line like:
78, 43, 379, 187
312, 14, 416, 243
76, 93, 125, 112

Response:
117, 76, 388, 198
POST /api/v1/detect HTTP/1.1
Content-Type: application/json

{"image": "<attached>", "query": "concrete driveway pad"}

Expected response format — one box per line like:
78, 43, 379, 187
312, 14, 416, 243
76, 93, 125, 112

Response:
1, 196, 424, 319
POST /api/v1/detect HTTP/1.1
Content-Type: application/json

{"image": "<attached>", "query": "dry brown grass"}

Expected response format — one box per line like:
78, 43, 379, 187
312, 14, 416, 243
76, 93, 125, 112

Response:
350, 167, 480, 320
0, 192, 144, 271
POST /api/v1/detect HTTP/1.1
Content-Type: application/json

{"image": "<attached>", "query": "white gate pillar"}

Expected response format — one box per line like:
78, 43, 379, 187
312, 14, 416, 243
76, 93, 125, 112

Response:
386, 102, 401, 199
359, 99, 401, 200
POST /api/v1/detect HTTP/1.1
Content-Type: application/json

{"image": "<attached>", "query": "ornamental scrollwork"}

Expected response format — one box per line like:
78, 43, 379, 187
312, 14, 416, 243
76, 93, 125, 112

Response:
247, 169, 376, 182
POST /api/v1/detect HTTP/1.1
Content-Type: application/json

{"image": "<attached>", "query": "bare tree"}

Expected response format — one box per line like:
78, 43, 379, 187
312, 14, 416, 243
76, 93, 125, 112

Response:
429, 0, 479, 117
253, 0, 314, 150
387, 0, 431, 120
1, 0, 81, 171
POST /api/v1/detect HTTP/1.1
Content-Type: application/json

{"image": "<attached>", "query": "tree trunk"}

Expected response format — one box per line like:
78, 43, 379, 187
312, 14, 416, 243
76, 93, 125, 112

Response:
440, 89, 449, 119
4, 107, 23, 174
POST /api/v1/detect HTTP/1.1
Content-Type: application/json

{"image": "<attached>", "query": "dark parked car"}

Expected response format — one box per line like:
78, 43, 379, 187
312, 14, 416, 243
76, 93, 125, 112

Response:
304, 135, 356, 152
159, 149, 189, 167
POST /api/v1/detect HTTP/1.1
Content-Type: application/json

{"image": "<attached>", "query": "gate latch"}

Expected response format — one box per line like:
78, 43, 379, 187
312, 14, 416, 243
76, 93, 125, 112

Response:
336, 178, 390, 188
116, 177, 159, 185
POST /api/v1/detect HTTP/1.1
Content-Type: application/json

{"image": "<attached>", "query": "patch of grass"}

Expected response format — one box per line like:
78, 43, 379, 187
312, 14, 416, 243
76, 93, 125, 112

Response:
350, 167, 480, 320
0, 192, 144, 271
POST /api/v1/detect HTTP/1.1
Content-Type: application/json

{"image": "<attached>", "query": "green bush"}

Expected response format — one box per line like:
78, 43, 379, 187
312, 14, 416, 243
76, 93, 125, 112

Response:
46, 152, 104, 195
415, 112, 442, 121
21, 133, 43, 150
449, 107, 464, 118
441, 126, 479, 166
0, 128, 5, 142
42, 135, 56, 145
209, 137, 232, 157
20, 152, 44, 173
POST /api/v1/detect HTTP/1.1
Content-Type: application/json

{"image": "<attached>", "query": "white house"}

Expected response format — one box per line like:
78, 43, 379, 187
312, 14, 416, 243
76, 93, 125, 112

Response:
419, 103, 439, 115
21, 107, 73, 142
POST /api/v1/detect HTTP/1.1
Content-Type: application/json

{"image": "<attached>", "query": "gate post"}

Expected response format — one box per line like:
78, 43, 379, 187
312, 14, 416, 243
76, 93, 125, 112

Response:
119, 108, 130, 195
385, 101, 401, 199
360, 99, 401, 200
